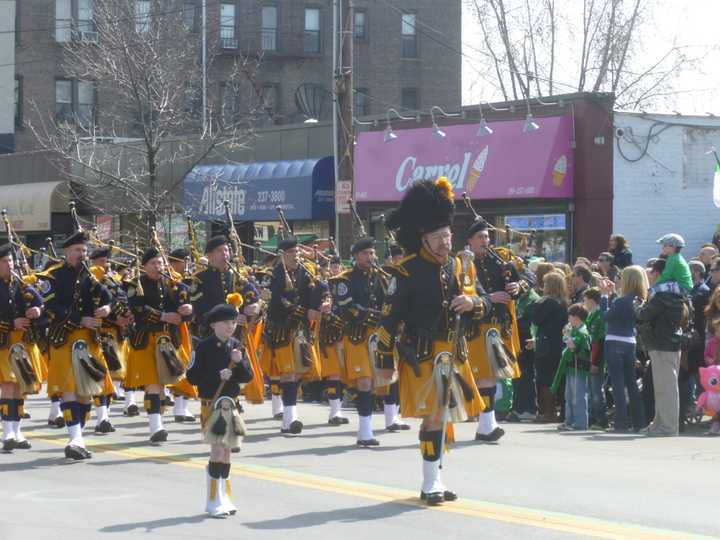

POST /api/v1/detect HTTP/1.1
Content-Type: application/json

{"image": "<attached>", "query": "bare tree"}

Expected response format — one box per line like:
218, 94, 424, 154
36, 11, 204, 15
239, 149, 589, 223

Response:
29, 0, 266, 233
468, 0, 702, 109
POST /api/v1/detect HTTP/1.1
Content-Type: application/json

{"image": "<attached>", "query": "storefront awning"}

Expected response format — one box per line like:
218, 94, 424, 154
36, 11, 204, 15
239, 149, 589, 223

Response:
261, 233, 318, 251
183, 157, 335, 222
0, 181, 68, 232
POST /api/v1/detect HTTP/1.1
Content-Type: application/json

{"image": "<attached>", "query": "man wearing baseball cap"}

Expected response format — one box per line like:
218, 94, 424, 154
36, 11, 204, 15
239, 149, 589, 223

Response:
651, 233, 693, 296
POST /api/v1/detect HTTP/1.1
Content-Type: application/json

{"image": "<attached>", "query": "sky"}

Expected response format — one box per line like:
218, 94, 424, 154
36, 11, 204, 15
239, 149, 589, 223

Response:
461, 0, 720, 114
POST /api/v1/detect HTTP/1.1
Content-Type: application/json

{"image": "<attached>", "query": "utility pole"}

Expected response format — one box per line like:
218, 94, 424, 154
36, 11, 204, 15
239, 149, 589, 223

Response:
334, 0, 354, 256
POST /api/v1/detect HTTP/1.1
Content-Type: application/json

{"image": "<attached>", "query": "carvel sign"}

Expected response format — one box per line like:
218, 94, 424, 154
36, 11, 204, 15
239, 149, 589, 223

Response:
354, 115, 574, 202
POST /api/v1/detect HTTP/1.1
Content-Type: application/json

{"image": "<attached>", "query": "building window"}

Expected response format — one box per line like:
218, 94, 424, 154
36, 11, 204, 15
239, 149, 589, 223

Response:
261, 6, 277, 51
401, 13, 417, 58
183, 0, 196, 32
55, 79, 95, 128
401, 88, 418, 112
304, 8, 321, 53
354, 88, 369, 116
55, 0, 72, 42
220, 3, 238, 49
353, 10, 366, 40
135, 0, 150, 33
77, 0, 95, 34
14, 77, 23, 128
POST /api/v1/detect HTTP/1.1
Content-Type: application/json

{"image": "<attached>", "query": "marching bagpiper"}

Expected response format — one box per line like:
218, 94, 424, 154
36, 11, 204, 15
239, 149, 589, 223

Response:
374, 178, 491, 505
125, 247, 193, 445
186, 303, 254, 518
0, 243, 45, 451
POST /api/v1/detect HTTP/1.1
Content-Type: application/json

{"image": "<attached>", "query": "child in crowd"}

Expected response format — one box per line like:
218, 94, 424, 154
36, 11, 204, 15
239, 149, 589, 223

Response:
552, 304, 592, 431
704, 319, 720, 367
651, 234, 693, 296
583, 288, 608, 429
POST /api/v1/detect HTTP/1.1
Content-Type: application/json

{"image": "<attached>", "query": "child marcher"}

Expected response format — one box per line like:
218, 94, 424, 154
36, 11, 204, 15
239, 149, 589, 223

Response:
651, 234, 693, 296
704, 319, 720, 367
186, 302, 254, 518
583, 288, 608, 429
552, 304, 592, 430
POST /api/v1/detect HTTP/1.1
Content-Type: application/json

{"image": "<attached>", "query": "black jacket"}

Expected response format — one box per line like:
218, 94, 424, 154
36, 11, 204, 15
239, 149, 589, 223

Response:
186, 335, 253, 399
529, 297, 568, 360
637, 292, 686, 352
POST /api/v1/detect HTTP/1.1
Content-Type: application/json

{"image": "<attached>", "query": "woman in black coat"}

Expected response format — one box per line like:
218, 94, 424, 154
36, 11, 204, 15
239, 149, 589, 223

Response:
528, 271, 568, 422
609, 234, 633, 269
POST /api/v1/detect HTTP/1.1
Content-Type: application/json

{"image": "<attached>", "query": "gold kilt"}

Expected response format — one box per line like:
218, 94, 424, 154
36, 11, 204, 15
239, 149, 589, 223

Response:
0, 330, 44, 394
467, 322, 521, 381
342, 337, 373, 382
242, 324, 265, 404
47, 329, 115, 396
399, 340, 485, 419
318, 341, 344, 380
126, 331, 189, 387
270, 340, 321, 380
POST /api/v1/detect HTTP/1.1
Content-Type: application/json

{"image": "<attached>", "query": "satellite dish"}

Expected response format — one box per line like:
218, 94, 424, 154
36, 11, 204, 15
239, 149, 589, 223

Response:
294, 83, 331, 122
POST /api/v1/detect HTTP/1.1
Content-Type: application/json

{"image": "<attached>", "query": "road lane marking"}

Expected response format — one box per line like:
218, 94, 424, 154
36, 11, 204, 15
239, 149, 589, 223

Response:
25, 431, 714, 540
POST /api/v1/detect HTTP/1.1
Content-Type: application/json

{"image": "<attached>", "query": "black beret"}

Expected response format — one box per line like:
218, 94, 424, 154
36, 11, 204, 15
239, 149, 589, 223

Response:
0, 243, 12, 258
141, 247, 161, 265
89, 247, 111, 260
206, 303, 239, 325
388, 243, 404, 257
170, 248, 190, 260
61, 231, 89, 248
351, 237, 375, 255
466, 219, 490, 238
205, 235, 228, 254
278, 236, 298, 252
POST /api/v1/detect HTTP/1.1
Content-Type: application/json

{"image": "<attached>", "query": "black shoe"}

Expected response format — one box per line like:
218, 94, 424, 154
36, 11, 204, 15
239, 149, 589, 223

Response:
175, 415, 187, 423
357, 438, 380, 447
64, 444, 90, 460
421, 491, 444, 506
289, 420, 303, 434
114, 395, 125, 402
474, 427, 505, 442
182, 415, 196, 422
94, 420, 115, 434
22, 412, 31, 419
14, 440, 31, 450
49, 416, 65, 428
231, 447, 241, 453
273, 412, 284, 420
3, 439, 16, 452
420, 490, 457, 502
328, 416, 347, 426
163, 397, 174, 407
505, 411, 521, 423
386, 422, 411, 432
124, 404, 140, 417
149, 430, 168, 444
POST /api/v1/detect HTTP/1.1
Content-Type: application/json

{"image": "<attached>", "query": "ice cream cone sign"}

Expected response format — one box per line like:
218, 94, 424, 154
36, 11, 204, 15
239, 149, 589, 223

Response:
465, 145, 489, 193
552, 155, 567, 187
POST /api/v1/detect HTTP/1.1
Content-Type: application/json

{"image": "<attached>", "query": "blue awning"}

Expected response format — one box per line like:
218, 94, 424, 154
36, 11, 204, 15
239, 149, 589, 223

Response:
183, 156, 335, 221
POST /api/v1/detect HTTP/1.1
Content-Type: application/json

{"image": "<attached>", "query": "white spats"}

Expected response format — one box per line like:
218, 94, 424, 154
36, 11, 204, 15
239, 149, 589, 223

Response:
49, 400, 61, 421
125, 390, 137, 408
12, 421, 25, 443
282, 405, 298, 430
384, 404, 399, 428
67, 423, 85, 448
329, 399, 343, 420
95, 405, 109, 423
148, 413, 163, 435
2, 420, 14, 442
358, 415, 374, 441
476, 411, 499, 435
421, 459, 445, 494
271, 394, 284, 417
173, 396, 185, 417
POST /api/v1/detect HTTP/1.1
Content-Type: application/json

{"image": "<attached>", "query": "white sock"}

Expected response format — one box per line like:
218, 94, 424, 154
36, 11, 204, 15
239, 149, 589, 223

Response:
113, 382, 124, 397
49, 400, 61, 419
125, 390, 136, 407
96, 405, 109, 423
329, 398, 343, 418
272, 394, 284, 416
12, 421, 25, 442
421, 459, 445, 494
384, 403, 396, 428
164, 387, 171, 397
149, 413, 163, 434
395, 404, 404, 424
358, 415, 374, 440
68, 423, 84, 448
476, 411, 499, 435
183, 399, 194, 417
2, 420, 14, 441
173, 396, 185, 416
282, 405, 298, 430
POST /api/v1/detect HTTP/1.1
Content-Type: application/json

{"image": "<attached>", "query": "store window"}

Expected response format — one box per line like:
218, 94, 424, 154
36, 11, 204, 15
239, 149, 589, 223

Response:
505, 214, 568, 262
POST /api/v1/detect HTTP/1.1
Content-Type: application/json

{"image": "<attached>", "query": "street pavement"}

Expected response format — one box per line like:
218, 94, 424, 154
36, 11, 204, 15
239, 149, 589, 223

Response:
1, 394, 718, 540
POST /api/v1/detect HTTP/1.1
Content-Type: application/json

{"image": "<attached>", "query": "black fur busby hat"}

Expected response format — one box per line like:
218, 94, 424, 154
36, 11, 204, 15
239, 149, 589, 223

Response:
385, 177, 455, 254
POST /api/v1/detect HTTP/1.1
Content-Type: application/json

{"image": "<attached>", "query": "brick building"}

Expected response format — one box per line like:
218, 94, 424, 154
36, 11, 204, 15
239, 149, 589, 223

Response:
12, 0, 462, 152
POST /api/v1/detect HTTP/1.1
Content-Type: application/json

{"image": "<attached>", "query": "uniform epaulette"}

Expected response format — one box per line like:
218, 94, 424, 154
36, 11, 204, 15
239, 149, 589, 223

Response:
390, 253, 416, 277
35, 262, 64, 278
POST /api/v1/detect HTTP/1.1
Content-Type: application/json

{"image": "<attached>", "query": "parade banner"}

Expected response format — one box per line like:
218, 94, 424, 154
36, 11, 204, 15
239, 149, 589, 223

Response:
354, 115, 574, 202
